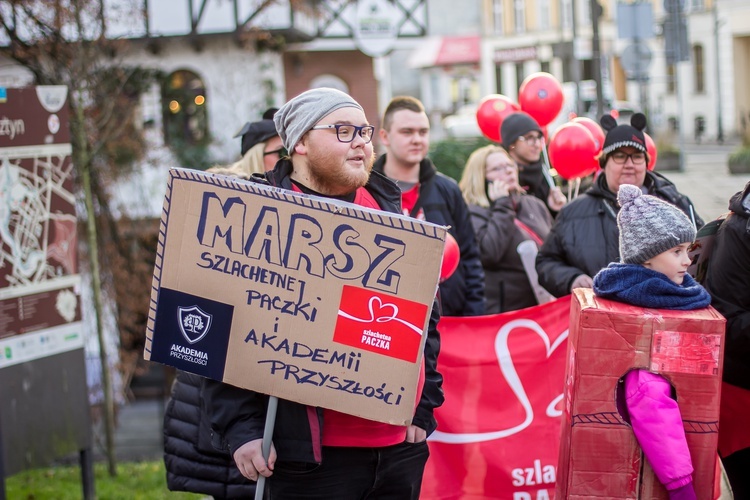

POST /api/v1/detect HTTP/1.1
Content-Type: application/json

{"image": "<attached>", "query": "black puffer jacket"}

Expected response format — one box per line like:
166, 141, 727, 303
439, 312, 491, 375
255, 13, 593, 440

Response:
204, 159, 444, 464
536, 171, 704, 297
705, 181, 750, 390
372, 155, 485, 316
163, 371, 255, 498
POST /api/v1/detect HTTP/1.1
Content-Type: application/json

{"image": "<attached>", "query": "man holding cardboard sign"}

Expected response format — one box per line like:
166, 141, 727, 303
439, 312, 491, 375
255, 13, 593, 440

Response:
203, 88, 444, 499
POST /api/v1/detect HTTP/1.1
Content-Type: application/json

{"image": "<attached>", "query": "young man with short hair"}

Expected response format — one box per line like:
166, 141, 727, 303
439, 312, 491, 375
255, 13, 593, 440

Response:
373, 96, 485, 317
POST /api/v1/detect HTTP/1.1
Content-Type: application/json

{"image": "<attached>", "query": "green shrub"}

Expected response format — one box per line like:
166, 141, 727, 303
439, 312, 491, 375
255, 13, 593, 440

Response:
728, 145, 750, 165
728, 144, 750, 174
429, 137, 494, 182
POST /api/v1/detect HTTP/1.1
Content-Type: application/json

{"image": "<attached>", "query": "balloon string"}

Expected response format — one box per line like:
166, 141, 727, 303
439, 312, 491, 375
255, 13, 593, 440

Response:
539, 141, 556, 190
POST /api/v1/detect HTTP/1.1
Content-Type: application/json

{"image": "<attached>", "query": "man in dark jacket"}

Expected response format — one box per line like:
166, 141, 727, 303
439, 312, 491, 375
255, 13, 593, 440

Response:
203, 88, 444, 500
704, 181, 750, 498
535, 113, 703, 297
373, 96, 485, 316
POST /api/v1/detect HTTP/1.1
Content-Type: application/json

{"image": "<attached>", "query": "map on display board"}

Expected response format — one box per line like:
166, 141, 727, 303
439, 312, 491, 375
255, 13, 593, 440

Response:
0, 86, 90, 475
0, 86, 83, 363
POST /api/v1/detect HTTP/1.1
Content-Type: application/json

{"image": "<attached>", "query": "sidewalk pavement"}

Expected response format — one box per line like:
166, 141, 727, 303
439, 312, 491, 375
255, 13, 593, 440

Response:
665, 143, 750, 222
111, 398, 166, 463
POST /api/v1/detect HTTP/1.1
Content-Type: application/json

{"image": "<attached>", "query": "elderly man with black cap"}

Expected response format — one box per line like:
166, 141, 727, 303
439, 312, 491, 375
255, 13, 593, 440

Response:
535, 112, 704, 298
203, 88, 444, 500
501, 111, 567, 214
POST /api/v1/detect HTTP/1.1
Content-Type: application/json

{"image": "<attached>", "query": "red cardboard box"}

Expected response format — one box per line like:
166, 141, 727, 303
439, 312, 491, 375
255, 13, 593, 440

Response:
556, 288, 725, 499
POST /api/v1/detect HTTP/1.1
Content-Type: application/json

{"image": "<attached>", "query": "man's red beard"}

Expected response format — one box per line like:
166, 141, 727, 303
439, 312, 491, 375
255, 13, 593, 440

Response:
306, 149, 375, 195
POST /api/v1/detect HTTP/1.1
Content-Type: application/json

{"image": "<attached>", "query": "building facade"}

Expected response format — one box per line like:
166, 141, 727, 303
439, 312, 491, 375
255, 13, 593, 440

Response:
477, 0, 749, 141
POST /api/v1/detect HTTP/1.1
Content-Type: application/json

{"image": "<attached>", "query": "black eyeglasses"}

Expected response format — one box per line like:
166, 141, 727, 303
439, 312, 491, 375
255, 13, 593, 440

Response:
610, 151, 646, 165
263, 147, 288, 159
310, 124, 375, 144
517, 133, 543, 144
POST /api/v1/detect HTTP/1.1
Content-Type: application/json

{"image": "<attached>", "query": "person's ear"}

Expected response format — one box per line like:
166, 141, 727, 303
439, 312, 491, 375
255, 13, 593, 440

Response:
379, 127, 390, 146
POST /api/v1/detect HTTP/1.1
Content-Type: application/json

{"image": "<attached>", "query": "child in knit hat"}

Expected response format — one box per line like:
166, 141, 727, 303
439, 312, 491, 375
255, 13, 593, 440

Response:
592, 184, 712, 500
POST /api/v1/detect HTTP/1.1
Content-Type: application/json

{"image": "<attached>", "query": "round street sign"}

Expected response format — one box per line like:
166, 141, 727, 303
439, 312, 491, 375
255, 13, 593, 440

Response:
353, 0, 400, 58
620, 43, 653, 80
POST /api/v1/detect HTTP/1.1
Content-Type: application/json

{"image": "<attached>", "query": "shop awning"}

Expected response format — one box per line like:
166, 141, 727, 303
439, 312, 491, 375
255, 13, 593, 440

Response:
408, 35, 480, 69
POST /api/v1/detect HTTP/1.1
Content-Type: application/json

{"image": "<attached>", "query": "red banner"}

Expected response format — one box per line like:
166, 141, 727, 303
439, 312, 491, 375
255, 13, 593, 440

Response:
422, 297, 571, 500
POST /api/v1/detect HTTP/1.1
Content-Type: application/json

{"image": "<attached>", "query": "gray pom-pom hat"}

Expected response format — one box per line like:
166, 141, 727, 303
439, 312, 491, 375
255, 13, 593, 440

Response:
617, 184, 696, 264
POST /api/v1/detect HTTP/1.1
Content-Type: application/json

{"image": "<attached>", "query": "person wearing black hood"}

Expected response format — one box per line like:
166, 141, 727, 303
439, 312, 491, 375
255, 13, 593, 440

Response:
704, 181, 750, 498
501, 112, 567, 215
535, 112, 703, 298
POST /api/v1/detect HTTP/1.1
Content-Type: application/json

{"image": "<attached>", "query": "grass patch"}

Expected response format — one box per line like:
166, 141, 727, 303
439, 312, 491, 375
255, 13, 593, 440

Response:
6, 460, 204, 499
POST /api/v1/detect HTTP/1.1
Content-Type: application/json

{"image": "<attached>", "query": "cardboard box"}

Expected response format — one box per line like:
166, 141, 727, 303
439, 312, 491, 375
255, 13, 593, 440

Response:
556, 288, 725, 499
144, 168, 446, 425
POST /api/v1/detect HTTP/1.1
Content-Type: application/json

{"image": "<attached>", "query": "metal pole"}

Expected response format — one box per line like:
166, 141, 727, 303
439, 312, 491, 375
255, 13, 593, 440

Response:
80, 448, 95, 500
591, 0, 605, 116
713, 4, 724, 143
571, 0, 582, 115
254, 395, 279, 500
675, 11, 686, 172
0, 410, 5, 500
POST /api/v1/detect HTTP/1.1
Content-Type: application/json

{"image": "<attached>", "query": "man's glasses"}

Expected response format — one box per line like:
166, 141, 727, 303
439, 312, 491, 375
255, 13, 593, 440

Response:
610, 151, 647, 165
311, 124, 375, 144
517, 133, 543, 145
263, 147, 288, 159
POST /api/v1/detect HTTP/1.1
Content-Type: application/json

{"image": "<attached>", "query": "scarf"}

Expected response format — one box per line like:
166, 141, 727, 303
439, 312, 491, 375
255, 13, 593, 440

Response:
593, 263, 711, 310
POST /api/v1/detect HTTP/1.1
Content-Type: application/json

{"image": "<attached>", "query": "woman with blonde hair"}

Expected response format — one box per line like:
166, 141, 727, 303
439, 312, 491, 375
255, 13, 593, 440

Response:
459, 145, 553, 313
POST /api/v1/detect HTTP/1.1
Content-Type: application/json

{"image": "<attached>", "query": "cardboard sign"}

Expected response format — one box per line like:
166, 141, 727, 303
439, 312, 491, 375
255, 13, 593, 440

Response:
144, 168, 446, 425
556, 288, 725, 499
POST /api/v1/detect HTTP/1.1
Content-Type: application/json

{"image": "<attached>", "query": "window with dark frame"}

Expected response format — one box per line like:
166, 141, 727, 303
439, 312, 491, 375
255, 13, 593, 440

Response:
162, 70, 209, 146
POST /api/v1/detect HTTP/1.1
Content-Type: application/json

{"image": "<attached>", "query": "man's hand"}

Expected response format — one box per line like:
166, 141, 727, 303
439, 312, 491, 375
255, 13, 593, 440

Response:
233, 438, 277, 481
570, 274, 594, 291
547, 187, 567, 212
405, 424, 427, 443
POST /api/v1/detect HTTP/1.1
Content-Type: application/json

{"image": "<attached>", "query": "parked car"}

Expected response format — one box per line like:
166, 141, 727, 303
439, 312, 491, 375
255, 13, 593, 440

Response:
442, 104, 482, 138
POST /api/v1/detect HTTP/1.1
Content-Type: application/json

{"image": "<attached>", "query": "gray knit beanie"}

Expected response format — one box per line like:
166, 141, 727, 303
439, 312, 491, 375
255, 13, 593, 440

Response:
274, 88, 364, 152
617, 184, 696, 264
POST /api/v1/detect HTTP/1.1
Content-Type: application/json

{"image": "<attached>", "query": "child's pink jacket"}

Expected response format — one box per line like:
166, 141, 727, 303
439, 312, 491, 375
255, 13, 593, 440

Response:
624, 369, 694, 491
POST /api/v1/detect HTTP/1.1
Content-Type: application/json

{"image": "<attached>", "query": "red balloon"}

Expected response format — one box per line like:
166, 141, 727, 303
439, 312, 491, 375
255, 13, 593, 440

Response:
518, 72, 565, 127
572, 117, 606, 152
440, 232, 460, 283
548, 122, 600, 180
645, 132, 658, 171
475, 94, 520, 142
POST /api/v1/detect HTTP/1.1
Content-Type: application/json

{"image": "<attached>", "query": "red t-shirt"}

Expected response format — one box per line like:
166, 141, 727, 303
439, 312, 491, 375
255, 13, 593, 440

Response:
399, 183, 425, 220
289, 183, 426, 447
